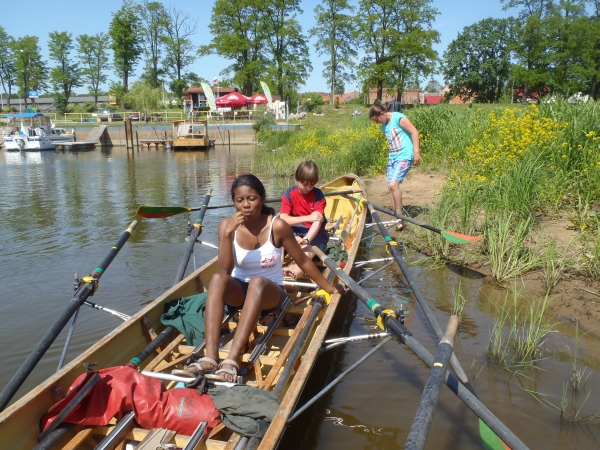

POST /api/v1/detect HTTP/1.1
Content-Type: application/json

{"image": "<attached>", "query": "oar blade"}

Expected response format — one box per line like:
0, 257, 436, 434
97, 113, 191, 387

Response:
136, 206, 192, 219
480, 419, 511, 450
441, 230, 482, 245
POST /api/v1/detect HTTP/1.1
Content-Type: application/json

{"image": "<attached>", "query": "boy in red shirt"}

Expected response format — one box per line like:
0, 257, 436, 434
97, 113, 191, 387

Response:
280, 161, 328, 279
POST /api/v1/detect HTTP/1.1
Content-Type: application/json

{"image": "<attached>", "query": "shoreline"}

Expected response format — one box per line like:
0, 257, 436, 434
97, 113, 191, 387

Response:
362, 168, 600, 335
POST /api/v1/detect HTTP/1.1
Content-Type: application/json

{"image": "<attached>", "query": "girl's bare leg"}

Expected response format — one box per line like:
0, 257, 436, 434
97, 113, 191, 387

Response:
203, 273, 245, 369
220, 277, 282, 381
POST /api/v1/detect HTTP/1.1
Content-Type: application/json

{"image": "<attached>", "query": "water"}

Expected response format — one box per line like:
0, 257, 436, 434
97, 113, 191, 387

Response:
1, 146, 600, 448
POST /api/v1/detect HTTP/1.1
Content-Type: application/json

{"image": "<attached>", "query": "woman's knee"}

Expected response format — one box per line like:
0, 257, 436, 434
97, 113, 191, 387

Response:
247, 276, 271, 293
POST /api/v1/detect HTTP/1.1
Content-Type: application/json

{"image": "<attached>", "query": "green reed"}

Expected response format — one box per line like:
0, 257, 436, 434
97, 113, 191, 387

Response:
485, 288, 556, 367
484, 212, 542, 282
541, 241, 566, 294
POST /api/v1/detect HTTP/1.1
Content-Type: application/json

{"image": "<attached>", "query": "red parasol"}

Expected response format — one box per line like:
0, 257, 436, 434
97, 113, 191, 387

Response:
248, 94, 269, 105
215, 92, 249, 108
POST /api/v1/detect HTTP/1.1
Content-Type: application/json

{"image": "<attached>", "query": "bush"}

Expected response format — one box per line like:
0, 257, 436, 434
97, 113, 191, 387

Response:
252, 109, 276, 137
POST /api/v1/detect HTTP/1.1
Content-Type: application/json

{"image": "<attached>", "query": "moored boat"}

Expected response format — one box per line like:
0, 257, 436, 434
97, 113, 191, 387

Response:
2, 113, 74, 151
0, 174, 366, 449
172, 118, 214, 150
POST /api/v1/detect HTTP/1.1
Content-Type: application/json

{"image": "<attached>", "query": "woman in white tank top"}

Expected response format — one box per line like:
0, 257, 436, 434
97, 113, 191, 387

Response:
178, 174, 346, 382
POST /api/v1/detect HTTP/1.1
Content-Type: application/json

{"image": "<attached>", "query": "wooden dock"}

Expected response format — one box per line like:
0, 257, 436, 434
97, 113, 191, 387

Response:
139, 139, 171, 149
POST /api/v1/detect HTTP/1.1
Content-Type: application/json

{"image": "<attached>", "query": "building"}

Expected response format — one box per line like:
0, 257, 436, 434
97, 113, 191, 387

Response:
1, 95, 111, 111
184, 86, 237, 111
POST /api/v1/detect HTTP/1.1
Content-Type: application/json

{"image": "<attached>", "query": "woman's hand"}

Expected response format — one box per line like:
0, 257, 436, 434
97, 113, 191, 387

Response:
224, 211, 245, 237
328, 283, 347, 295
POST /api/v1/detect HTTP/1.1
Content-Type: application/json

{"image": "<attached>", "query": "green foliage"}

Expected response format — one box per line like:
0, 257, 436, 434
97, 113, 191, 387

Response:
310, 0, 357, 104
200, 0, 264, 97
77, 33, 109, 105
485, 288, 555, 367
442, 18, 515, 103
258, 0, 312, 98
12, 36, 47, 107
108, 0, 143, 90
122, 80, 162, 111
355, 0, 439, 102
0, 26, 16, 106
255, 112, 387, 180
162, 6, 198, 100
412, 102, 600, 278
304, 92, 324, 112
48, 31, 81, 109
252, 108, 276, 136
138, 0, 168, 89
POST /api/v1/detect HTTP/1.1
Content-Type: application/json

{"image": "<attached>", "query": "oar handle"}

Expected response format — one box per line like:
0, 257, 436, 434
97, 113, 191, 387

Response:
342, 194, 442, 234
405, 315, 459, 450
0, 221, 138, 413
441, 315, 459, 346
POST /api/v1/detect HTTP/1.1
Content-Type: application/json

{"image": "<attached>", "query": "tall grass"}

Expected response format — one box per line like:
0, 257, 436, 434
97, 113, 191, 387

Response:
485, 288, 556, 367
255, 115, 388, 180
253, 102, 600, 279
484, 212, 542, 281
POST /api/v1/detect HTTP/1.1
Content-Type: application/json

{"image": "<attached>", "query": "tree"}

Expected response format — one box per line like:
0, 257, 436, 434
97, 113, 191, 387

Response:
122, 80, 162, 113
585, 0, 600, 99
163, 6, 198, 100
257, 0, 312, 98
77, 33, 109, 105
12, 36, 47, 108
441, 18, 515, 103
545, 0, 588, 95
181, 72, 207, 89
424, 78, 442, 93
502, 0, 554, 100
139, 0, 168, 88
310, 0, 357, 105
48, 31, 81, 114
0, 26, 16, 108
108, 0, 143, 91
355, 0, 439, 102
199, 0, 264, 97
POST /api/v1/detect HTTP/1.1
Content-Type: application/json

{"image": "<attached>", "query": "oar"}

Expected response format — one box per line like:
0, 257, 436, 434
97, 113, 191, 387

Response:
136, 189, 362, 219
342, 194, 481, 244
312, 247, 528, 450
174, 188, 213, 285
405, 316, 459, 450
0, 220, 138, 413
367, 205, 509, 450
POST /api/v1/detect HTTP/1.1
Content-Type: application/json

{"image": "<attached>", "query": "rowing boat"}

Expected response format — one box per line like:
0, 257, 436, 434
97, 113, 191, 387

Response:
0, 173, 366, 449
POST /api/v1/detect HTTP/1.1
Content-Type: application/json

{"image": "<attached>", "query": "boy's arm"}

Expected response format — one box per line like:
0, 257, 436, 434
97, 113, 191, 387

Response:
400, 116, 421, 166
302, 220, 322, 245
280, 211, 322, 226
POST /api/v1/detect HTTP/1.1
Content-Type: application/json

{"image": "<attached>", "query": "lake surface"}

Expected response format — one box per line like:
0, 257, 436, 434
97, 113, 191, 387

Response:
1, 145, 600, 449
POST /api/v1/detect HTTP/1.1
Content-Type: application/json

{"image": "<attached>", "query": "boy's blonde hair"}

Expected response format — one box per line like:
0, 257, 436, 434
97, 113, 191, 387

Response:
295, 160, 319, 184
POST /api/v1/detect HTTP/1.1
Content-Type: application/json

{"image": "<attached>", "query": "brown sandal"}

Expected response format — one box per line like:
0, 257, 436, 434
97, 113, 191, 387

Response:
215, 359, 239, 383
172, 356, 218, 377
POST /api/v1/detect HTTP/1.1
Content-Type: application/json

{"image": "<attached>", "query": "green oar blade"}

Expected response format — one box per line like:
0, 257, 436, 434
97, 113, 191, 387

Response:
480, 419, 510, 450
441, 230, 483, 245
136, 206, 192, 219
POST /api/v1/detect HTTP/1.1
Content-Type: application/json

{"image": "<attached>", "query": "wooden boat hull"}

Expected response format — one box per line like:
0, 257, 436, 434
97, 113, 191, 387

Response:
0, 174, 367, 449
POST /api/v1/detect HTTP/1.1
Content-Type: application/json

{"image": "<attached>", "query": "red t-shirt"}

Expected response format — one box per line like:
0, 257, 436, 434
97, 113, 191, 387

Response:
280, 186, 326, 229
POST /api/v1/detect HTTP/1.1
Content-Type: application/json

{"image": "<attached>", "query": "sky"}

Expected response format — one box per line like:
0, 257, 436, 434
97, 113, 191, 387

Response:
2, 0, 515, 95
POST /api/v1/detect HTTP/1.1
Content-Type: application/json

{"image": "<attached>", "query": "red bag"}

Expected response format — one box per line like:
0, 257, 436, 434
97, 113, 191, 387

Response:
41, 366, 220, 435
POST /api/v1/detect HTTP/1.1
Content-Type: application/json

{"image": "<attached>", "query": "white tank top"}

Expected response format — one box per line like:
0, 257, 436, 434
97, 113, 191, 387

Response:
231, 216, 284, 285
